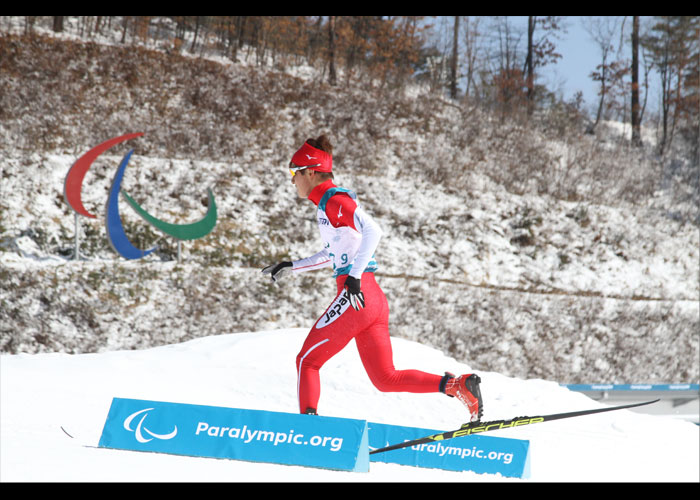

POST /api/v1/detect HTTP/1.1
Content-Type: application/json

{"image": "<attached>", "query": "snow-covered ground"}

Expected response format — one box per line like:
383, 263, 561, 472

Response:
1, 328, 698, 482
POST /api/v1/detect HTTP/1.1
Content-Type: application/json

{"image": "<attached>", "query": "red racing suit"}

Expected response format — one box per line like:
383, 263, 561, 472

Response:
291, 180, 443, 413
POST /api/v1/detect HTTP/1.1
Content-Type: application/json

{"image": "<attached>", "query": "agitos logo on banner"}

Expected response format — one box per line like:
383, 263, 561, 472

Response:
63, 133, 217, 260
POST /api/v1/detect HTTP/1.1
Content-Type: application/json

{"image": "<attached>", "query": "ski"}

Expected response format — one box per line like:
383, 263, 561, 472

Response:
60, 425, 76, 439
60, 425, 98, 448
370, 399, 659, 455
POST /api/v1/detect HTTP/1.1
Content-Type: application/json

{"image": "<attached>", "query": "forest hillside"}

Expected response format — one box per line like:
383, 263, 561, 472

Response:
1, 17, 698, 384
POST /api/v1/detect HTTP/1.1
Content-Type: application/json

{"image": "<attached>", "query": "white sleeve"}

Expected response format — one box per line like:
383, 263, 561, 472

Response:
292, 248, 332, 273
349, 206, 382, 279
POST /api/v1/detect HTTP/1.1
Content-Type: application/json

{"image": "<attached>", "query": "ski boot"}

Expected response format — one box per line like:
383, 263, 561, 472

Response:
441, 372, 483, 422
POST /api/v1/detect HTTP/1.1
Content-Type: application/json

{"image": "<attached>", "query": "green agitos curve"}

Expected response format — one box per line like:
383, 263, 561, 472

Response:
121, 188, 217, 241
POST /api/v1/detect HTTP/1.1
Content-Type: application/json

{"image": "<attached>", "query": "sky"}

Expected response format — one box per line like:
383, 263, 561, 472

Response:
536, 16, 604, 104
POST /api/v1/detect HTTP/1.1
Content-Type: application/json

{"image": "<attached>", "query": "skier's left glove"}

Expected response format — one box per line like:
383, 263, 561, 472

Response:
344, 276, 365, 311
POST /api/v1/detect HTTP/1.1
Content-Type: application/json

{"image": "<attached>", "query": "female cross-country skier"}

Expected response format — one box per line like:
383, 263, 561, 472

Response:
262, 134, 483, 421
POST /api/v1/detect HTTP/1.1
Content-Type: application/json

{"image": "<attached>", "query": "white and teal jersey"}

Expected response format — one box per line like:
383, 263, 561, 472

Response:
292, 180, 381, 279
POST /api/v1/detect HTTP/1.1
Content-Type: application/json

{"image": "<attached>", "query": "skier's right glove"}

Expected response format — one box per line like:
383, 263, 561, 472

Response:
261, 261, 293, 282
344, 275, 365, 311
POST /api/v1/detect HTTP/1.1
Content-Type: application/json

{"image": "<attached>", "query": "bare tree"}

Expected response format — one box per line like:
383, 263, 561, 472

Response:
487, 16, 526, 119
643, 16, 699, 156
523, 16, 563, 117
583, 16, 622, 133
462, 16, 483, 100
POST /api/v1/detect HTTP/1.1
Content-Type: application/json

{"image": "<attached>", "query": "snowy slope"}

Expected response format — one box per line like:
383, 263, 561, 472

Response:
1, 329, 698, 482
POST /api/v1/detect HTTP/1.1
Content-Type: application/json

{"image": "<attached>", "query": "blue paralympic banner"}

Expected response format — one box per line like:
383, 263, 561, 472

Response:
368, 421, 531, 478
98, 398, 369, 472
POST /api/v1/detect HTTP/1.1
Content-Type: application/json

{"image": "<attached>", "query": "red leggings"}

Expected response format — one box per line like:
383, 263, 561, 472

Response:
295, 273, 443, 413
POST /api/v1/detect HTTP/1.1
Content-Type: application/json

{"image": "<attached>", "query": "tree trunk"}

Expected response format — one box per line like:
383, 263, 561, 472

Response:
52, 16, 64, 33
526, 16, 535, 116
328, 16, 337, 86
631, 16, 642, 145
450, 16, 459, 99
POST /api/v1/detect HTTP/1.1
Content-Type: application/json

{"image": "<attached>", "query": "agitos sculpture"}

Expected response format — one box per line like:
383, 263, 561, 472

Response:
64, 133, 217, 261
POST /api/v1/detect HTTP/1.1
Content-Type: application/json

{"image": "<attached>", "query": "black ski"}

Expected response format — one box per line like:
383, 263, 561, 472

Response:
370, 399, 659, 455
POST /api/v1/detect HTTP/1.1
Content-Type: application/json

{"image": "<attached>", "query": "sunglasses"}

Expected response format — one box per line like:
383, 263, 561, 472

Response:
289, 163, 320, 177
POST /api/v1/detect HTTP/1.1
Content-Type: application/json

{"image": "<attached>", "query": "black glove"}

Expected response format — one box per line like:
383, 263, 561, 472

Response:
344, 276, 365, 311
261, 261, 293, 282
